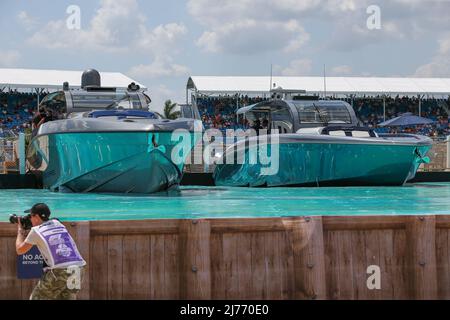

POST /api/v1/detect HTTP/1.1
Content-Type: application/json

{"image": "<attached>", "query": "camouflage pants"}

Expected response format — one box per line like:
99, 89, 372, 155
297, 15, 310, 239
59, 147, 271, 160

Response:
30, 266, 85, 300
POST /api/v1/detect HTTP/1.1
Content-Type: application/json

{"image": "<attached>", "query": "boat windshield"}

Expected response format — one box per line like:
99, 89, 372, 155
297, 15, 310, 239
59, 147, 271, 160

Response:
71, 91, 142, 110
294, 103, 352, 124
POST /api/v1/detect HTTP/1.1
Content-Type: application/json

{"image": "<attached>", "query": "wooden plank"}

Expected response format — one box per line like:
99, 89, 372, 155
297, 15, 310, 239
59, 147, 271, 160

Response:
377, 230, 394, 299
436, 229, 450, 299
163, 234, 179, 299
222, 233, 238, 299
349, 231, 368, 299
21, 279, 38, 300
211, 216, 407, 233
0, 237, 22, 299
290, 217, 327, 300
120, 235, 151, 300
64, 222, 90, 300
211, 218, 289, 233
264, 232, 283, 300
336, 230, 355, 300
279, 230, 295, 300
136, 235, 151, 299
91, 220, 179, 235
323, 216, 406, 231
150, 235, 165, 299
107, 235, 123, 299
236, 233, 252, 299
178, 220, 211, 300
90, 235, 108, 299
0, 237, 9, 299
250, 232, 266, 299
0, 223, 17, 237
405, 216, 438, 299
362, 230, 381, 300
122, 235, 138, 299
211, 233, 225, 299
324, 230, 339, 300
436, 215, 450, 229
391, 230, 408, 299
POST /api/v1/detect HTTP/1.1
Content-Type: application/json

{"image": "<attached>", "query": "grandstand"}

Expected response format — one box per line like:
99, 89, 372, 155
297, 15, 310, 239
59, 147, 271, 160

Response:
186, 76, 450, 137
0, 68, 144, 138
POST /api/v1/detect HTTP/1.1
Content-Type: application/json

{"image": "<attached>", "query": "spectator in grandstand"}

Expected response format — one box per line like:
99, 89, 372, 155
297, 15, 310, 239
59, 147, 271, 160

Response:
252, 119, 262, 135
31, 107, 50, 136
262, 119, 270, 133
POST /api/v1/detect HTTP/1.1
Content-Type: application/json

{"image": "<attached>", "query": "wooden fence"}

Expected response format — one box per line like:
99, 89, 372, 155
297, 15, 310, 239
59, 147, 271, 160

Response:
0, 215, 449, 300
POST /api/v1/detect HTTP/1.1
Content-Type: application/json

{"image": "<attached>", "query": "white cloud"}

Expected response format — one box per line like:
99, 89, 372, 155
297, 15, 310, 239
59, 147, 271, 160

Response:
28, 0, 146, 52
438, 36, 450, 56
137, 23, 188, 56
187, 0, 321, 25
145, 84, 185, 114
188, 0, 314, 54
331, 65, 353, 76
326, 16, 405, 51
25, 0, 189, 84
414, 33, 450, 77
26, 0, 187, 56
196, 19, 309, 54
17, 11, 38, 31
128, 57, 190, 79
274, 59, 313, 76
189, 0, 450, 54
414, 58, 450, 77
0, 50, 20, 67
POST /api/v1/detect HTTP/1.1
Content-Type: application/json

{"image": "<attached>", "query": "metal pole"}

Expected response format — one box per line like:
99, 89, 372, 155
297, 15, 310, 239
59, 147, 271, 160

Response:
383, 96, 386, 122
236, 94, 239, 123
36, 88, 41, 111
19, 132, 26, 174
419, 97, 422, 117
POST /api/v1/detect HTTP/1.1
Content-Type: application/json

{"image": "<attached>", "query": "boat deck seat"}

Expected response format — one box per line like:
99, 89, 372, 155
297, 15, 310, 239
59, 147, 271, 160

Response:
328, 130, 347, 137
351, 131, 372, 138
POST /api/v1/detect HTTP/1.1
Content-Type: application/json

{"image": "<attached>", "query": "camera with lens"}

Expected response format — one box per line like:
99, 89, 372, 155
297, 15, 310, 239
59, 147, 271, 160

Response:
9, 214, 33, 230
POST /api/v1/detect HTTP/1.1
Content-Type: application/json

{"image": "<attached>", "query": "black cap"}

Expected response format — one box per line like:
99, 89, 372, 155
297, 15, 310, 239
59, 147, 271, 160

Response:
24, 203, 51, 219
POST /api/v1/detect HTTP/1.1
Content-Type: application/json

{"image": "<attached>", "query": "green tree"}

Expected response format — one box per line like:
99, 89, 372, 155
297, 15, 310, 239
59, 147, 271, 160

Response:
163, 100, 181, 120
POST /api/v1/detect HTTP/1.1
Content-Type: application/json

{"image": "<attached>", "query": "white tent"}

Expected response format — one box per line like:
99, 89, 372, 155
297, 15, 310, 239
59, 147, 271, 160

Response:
187, 76, 450, 96
0, 68, 146, 91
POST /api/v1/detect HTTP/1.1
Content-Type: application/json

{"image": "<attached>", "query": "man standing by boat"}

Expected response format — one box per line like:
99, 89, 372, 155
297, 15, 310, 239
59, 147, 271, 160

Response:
15, 203, 86, 300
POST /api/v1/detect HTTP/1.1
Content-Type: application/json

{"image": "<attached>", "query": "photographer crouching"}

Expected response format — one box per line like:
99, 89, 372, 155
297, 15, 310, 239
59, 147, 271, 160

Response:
13, 203, 86, 300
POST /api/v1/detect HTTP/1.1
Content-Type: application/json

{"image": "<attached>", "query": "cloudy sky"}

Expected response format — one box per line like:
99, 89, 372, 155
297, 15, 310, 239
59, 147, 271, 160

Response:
0, 0, 449, 112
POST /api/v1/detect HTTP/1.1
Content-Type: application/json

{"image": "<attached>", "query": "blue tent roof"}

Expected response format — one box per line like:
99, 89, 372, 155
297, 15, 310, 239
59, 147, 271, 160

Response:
378, 113, 434, 127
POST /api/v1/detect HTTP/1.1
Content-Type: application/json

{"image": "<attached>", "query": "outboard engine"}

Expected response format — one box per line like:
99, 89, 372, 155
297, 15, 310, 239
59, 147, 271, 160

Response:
81, 69, 101, 89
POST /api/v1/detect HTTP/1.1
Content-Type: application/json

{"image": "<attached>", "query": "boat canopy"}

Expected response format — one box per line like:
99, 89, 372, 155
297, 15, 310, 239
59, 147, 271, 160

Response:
237, 102, 286, 115
236, 99, 359, 132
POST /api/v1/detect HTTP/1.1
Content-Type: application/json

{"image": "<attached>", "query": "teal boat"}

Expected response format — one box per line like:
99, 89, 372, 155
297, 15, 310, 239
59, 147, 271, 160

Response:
27, 70, 201, 194
213, 98, 432, 187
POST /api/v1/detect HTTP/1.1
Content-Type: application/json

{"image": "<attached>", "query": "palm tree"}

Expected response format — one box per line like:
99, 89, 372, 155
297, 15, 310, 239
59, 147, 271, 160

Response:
163, 100, 181, 120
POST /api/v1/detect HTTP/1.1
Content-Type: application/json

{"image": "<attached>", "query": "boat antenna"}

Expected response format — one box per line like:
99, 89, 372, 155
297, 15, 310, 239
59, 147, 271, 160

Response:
323, 64, 327, 100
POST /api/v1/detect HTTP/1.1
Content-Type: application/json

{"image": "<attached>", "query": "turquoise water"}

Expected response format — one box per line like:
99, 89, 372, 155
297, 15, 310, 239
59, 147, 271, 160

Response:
0, 183, 450, 222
